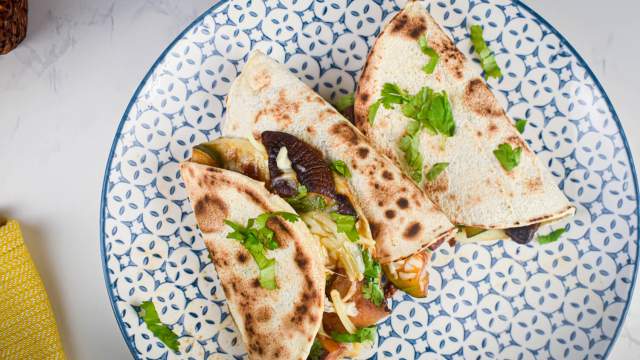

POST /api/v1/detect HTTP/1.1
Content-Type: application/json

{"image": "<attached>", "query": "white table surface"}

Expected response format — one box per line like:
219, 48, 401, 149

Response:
0, 0, 638, 358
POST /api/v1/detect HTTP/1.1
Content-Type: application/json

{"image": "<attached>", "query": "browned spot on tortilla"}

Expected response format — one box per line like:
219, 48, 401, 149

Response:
382, 170, 393, 181
193, 194, 227, 233
360, 92, 370, 103
378, 200, 384, 207
268, 217, 293, 247
251, 69, 271, 92
390, 13, 427, 40
369, 222, 381, 239
476, 130, 483, 137
357, 146, 369, 159
252, 278, 261, 288
431, 35, 465, 80
254, 88, 300, 127
404, 222, 422, 239
239, 186, 271, 210
294, 248, 309, 270
526, 176, 543, 192
385, 209, 396, 219
506, 135, 526, 148
423, 173, 449, 194
488, 122, 498, 133
374, 183, 380, 190
255, 306, 272, 322
306, 125, 315, 135
529, 213, 555, 223
329, 122, 359, 145
236, 252, 248, 264
464, 78, 504, 117
397, 197, 409, 209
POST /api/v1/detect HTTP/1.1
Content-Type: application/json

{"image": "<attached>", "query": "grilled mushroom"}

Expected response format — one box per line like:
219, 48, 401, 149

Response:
505, 224, 541, 244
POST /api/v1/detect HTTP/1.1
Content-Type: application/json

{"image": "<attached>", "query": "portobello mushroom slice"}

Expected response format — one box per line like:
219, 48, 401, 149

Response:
505, 224, 541, 244
261, 131, 357, 216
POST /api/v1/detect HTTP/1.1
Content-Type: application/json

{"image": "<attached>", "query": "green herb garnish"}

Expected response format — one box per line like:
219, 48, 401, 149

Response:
362, 249, 384, 306
286, 185, 327, 213
138, 301, 180, 353
224, 212, 300, 289
330, 160, 352, 178
308, 338, 324, 360
329, 212, 359, 242
425, 162, 449, 182
368, 83, 411, 124
418, 35, 439, 74
493, 143, 522, 171
399, 134, 423, 183
537, 228, 566, 245
331, 326, 376, 343
334, 93, 355, 112
470, 25, 502, 79
515, 119, 527, 134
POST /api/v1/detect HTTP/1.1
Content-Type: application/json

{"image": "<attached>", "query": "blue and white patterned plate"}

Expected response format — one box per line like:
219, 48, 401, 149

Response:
100, 1, 639, 359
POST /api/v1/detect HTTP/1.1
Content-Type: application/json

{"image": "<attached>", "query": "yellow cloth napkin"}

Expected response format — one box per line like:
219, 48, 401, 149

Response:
0, 220, 65, 360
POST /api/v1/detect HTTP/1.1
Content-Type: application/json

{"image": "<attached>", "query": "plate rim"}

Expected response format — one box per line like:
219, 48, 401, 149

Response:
99, 1, 640, 359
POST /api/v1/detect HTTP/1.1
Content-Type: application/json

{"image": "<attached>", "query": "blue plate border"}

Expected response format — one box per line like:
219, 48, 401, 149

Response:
99, 1, 640, 359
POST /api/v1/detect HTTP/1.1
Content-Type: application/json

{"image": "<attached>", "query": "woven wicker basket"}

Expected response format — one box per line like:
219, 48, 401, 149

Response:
0, 0, 27, 55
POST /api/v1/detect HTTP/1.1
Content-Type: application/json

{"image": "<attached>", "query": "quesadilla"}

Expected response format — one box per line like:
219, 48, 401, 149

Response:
222, 51, 456, 262
354, 1, 575, 243
181, 50, 461, 359
180, 163, 324, 359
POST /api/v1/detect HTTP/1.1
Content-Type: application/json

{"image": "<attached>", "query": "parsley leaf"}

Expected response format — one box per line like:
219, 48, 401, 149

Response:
380, 83, 410, 108
368, 83, 410, 124
362, 249, 384, 306
331, 326, 377, 343
223, 212, 299, 289
418, 35, 439, 74
285, 185, 327, 213
399, 134, 423, 183
139, 301, 180, 353
470, 25, 502, 79
537, 228, 566, 245
330, 159, 352, 178
493, 143, 522, 171
515, 119, 527, 134
334, 93, 355, 112
329, 212, 359, 242
426, 162, 449, 182
368, 100, 381, 124
308, 338, 324, 360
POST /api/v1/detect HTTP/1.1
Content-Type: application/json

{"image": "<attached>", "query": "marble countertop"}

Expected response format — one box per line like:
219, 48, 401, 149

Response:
0, 0, 638, 358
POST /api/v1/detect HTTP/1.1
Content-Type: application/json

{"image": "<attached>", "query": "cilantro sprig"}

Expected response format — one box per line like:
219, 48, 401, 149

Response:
330, 159, 352, 178
493, 143, 522, 171
330, 212, 359, 242
399, 133, 424, 183
425, 162, 449, 182
138, 301, 180, 353
418, 35, 439, 74
470, 25, 502, 79
331, 326, 376, 343
224, 212, 300, 289
334, 93, 355, 112
515, 119, 527, 134
368, 83, 410, 124
362, 249, 384, 306
285, 185, 327, 213
537, 228, 566, 245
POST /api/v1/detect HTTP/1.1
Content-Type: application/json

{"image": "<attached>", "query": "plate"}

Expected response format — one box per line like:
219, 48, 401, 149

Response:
100, 0, 639, 358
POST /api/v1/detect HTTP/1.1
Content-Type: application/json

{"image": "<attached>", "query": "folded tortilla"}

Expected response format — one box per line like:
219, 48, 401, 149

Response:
180, 162, 324, 360
222, 51, 456, 263
354, 1, 574, 230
